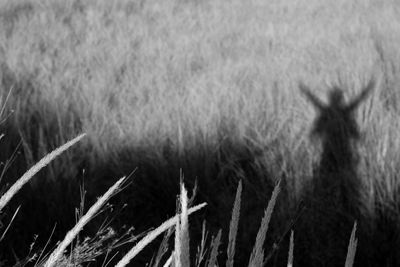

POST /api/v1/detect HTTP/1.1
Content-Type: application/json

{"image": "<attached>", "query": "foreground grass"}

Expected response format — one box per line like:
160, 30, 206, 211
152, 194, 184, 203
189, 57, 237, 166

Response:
0, 137, 359, 266
0, 133, 207, 266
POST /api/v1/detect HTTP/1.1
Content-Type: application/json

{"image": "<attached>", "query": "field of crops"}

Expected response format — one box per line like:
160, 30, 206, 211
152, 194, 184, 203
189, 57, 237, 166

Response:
1, 0, 400, 266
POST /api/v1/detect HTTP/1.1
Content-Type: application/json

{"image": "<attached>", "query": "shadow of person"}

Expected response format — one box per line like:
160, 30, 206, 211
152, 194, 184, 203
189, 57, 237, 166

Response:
301, 82, 373, 174
298, 80, 374, 266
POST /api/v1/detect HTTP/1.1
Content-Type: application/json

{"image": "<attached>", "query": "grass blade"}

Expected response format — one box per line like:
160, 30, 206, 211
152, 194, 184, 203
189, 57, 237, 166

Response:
0, 205, 20, 242
163, 254, 173, 267
0, 133, 86, 211
43, 176, 127, 267
345, 222, 358, 267
115, 202, 207, 267
226, 180, 242, 267
287, 230, 294, 267
248, 180, 280, 267
174, 183, 190, 267
207, 230, 222, 267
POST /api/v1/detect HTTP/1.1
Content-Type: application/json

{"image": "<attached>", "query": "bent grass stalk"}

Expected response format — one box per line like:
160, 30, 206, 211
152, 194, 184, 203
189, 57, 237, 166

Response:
43, 176, 128, 267
0, 133, 86, 212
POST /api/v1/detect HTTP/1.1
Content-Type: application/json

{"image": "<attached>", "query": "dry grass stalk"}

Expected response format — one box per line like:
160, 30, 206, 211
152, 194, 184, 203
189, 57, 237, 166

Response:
345, 222, 358, 267
248, 181, 281, 267
195, 221, 209, 266
287, 230, 294, 267
226, 180, 242, 267
152, 228, 174, 267
163, 254, 173, 267
43, 176, 127, 267
115, 202, 207, 267
0, 133, 86, 212
174, 183, 190, 267
0, 205, 20, 242
207, 230, 222, 267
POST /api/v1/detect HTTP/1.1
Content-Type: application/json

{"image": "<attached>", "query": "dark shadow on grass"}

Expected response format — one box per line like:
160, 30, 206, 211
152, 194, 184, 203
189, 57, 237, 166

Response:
0, 116, 285, 266
297, 80, 374, 267
90, 123, 280, 266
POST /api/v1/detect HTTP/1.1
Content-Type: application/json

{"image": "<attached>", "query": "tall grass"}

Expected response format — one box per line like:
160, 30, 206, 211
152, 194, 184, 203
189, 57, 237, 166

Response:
0, 0, 400, 265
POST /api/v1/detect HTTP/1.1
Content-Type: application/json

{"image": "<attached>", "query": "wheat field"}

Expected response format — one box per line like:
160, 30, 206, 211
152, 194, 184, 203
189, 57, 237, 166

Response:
1, 0, 400, 266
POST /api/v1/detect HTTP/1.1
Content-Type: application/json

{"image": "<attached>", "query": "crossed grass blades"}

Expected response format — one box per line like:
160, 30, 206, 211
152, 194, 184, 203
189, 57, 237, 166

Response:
0, 133, 358, 266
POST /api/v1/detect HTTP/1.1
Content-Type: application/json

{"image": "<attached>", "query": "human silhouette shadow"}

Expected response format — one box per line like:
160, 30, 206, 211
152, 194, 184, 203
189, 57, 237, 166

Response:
298, 80, 374, 266
301, 81, 373, 173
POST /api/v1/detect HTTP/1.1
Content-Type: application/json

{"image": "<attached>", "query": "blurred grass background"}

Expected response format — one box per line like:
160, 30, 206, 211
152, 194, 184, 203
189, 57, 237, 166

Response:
1, 0, 400, 265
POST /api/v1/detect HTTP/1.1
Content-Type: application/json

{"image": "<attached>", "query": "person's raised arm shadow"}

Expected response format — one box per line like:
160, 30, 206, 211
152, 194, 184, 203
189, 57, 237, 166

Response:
299, 82, 325, 111
347, 79, 375, 112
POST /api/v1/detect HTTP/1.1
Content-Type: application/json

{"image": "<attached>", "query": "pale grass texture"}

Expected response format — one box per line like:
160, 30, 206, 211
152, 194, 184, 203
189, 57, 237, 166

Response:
248, 181, 280, 267
0, 133, 86, 212
115, 202, 207, 267
226, 180, 242, 267
43, 175, 128, 267
345, 222, 358, 267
